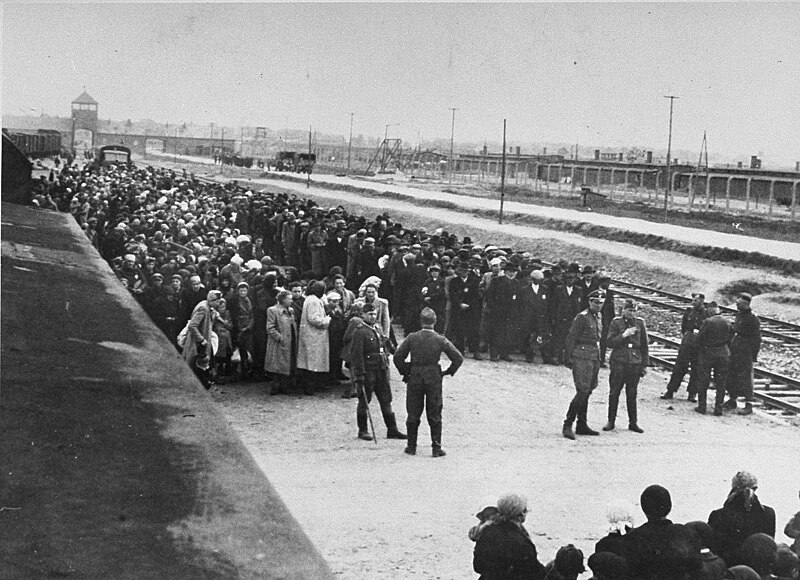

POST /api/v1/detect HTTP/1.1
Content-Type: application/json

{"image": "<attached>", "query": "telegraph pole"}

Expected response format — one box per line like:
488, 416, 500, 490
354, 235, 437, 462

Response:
449, 107, 457, 186
347, 112, 354, 173
664, 95, 679, 221
499, 118, 507, 224
307, 125, 312, 188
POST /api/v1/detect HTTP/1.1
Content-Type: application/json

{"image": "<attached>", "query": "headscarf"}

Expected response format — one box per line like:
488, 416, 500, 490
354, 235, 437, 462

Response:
725, 471, 759, 510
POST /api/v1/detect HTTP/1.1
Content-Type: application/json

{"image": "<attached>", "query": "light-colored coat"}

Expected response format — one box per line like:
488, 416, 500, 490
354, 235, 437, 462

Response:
182, 300, 214, 363
264, 304, 296, 376
297, 295, 331, 372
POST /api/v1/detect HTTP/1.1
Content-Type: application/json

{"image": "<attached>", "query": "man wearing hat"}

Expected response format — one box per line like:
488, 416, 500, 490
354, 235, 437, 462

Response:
520, 269, 552, 364
446, 260, 482, 359
694, 301, 731, 415
345, 228, 365, 283
577, 265, 598, 311
727, 293, 761, 415
420, 263, 447, 333
552, 269, 585, 365
545, 544, 586, 580
324, 221, 348, 272
393, 308, 463, 457
562, 289, 604, 440
661, 293, 708, 401
604, 299, 649, 433
483, 261, 520, 361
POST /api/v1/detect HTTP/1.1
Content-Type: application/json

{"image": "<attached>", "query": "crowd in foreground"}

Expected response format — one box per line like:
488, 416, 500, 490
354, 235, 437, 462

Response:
472, 473, 800, 580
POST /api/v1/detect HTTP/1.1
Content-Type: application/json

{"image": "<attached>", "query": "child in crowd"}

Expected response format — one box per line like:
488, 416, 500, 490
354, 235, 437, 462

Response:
468, 505, 500, 542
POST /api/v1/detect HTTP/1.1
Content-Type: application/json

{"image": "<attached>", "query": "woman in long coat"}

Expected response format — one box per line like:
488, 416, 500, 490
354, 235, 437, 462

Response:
264, 290, 297, 395
183, 290, 222, 388
296, 281, 331, 392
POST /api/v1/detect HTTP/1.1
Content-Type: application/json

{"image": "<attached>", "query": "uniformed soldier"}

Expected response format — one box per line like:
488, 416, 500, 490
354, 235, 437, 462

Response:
350, 303, 407, 441
604, 299, 649, 433
727, 293, 761, 415
695, 301, 731, 416
393, 308, 463, 457
661, 293, 708, 401
562, 289, 604, 440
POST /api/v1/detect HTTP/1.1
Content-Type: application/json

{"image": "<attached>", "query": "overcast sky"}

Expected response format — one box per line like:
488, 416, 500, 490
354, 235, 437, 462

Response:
3, 3, 799, 166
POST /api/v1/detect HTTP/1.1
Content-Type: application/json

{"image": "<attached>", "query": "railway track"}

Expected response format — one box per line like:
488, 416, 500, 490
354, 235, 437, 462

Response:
184, 168, 800, 418
648, 332, 800, 419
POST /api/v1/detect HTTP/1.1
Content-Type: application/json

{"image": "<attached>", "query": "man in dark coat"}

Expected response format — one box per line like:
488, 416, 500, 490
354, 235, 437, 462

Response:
708, 471, 776, 567
520, 269, 552, 364
324, 225, 348, 272
420, 265, 447, 334
179, 274, 206, 329
393, 308, 463, 457
694, 301, 731, 415
727, 293, 761, 415
483, 262, 520, 361
446, 262, 482, 358
661, 293, 708, 401
624, 485, 702, 579
551, 271, 584, 365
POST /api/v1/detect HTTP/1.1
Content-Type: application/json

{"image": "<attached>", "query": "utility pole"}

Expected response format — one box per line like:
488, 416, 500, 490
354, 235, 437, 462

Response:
307, 125, 312, 189
347, 112, 354, 173
220, 127, 225, 175
664, 95, 679, 221
449, 107, 458, 186
500, 118, 507, 224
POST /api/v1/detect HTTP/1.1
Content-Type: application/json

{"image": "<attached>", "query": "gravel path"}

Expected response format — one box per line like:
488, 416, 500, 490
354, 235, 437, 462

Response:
211, 358, 800, 579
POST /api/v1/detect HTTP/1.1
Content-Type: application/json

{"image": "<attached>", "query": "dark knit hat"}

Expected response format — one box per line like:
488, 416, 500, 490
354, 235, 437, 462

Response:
640, 484, 672, 518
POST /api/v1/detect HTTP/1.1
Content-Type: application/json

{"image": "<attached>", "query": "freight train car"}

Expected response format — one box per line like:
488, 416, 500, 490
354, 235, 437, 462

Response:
3, 128, 62, 158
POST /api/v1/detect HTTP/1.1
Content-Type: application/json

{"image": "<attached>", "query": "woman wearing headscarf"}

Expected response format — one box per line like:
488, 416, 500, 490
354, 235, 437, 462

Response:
296, 281, 331, 393
473, 493, 546, 580
708, 471, 776, 566
264, 290, 298, 395
183, 289, 222, 388
229, 281, 255, 379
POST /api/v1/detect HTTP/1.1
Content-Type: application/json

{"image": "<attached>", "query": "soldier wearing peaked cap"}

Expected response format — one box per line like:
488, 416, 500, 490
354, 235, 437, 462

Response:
393, 308, 463, 457
727, 292, 761, 415
562, 289, 605, 440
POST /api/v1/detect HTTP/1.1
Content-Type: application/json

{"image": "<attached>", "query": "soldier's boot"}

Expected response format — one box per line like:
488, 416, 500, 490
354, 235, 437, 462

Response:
694, 389, 707, 414
431, 423, 446, 457
563, 400, 578, 440
576, 399, 599, 436
736, 402, 754, 416
357, 408, 371, 441
384, 412, 407, 439
604, 396, 619, 430
405, 422, 419, 455
722, 397, 738, 410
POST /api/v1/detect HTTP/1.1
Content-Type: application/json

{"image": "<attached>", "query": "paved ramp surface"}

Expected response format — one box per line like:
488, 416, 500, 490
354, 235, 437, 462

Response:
0, 203, 333, 579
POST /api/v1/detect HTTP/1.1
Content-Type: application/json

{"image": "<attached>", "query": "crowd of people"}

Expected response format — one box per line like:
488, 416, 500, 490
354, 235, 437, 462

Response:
32, 156, 763, 441
472, 473, 800, 580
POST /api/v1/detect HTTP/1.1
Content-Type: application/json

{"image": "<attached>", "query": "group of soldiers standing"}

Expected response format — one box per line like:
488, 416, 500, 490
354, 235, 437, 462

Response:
660, 292, 762, 417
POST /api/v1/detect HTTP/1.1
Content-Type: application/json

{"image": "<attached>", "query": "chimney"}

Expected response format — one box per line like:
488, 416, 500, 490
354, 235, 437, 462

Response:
646, 151, 653, 163
594, 149, 600, 160
516, 146, 521, 156
796, 161, 799, 172
618, 152, 624, 161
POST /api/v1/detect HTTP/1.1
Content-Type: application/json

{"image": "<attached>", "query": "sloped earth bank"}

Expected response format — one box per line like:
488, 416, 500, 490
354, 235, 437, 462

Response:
189, 173, 800, 578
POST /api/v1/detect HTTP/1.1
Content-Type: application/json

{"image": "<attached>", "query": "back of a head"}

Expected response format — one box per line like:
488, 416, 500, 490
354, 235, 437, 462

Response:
496, 493, 527, 521
588, 551, 628, 580
772, 545, 800, 579
554, 544, 585, 579
685, 520, 716, 551
739, 532, 777, 577
726, 565, 762, 580
640, 484, 672, 519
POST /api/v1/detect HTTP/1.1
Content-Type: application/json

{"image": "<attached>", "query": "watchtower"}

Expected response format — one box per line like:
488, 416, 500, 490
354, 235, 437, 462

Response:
71, 89, 98, 151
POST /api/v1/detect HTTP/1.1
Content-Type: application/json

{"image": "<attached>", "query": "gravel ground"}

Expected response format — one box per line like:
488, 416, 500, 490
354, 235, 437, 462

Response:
210, 356, 800, 579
